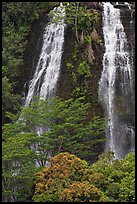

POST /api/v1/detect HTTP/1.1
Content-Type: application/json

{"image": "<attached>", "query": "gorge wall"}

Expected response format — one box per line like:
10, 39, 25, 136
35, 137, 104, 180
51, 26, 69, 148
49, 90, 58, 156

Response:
22, 2, 135, 162
120, 4, 135, 126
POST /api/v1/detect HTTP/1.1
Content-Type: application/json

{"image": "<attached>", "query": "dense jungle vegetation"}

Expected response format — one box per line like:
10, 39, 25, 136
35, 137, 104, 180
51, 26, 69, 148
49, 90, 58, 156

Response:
2, 2, 135, 202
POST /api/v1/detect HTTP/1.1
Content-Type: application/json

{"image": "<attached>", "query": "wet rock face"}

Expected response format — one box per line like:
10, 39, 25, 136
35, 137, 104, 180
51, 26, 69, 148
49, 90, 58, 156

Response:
56, 26, 75, 99
56, 8, 105, 163
57, 9, 105, 100
120, 6, 135, 124
24, 16, 49, 80
18, 3, 135, 163
21, 14, 50, 97
80, 2, 103, 11
120, 6, 135, 50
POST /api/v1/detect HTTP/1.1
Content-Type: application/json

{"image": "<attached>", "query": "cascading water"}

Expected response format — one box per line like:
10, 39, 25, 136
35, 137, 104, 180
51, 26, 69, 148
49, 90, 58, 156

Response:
25, 3, 65, 107
24, 3, 65, 136
99, 2, 135, 159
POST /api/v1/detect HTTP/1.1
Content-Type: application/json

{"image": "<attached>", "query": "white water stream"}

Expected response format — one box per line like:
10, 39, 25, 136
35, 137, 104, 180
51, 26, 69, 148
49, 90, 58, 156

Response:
25, 4, 65, 107
23, 4, 65, 165
99, 2, 134, 159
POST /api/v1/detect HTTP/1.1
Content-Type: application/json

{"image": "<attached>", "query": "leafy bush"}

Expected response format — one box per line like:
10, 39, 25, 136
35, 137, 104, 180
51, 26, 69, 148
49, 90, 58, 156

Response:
77, 61, 91, 77
90, 152, 135, 202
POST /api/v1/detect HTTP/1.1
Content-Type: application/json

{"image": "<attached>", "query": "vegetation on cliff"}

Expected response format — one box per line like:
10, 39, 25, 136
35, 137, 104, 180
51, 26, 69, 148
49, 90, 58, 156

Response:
2, 2, 58, 124
2, 2, 37, 124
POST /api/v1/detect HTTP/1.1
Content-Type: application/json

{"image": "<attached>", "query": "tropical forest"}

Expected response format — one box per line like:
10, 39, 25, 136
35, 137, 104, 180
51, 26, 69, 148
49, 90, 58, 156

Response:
2, 2, 135, 202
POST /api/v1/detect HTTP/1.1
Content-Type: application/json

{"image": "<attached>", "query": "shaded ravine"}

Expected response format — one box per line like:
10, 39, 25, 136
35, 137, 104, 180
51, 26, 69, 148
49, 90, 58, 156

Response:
99, 2, 135, 159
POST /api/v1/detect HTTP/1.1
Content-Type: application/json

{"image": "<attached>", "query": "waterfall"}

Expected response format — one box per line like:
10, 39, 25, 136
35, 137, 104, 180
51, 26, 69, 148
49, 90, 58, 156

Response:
23, 4, 65, 165
25, 3, 65, 107
99, 2, 135, 159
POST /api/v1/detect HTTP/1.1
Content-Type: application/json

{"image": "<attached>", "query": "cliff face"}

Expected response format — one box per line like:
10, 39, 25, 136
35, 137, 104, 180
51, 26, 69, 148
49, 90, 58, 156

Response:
22, 14, 49, 98
57, 3, 135, 100
22, 2, 135, 104
56, 3, 135, 162
119, 3, 135, 70
114, 5, 135, 127
23, 3, 105, 116
113, 3, 135, 77
56, 4, 105, 163
22, 3, 135, 162
57, 4, 105, 115
120, 6, 135, 116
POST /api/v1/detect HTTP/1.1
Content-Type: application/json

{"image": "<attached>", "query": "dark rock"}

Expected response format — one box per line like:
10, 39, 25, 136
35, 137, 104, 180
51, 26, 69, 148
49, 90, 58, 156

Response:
22, 14, 49, 88
114, 4, 130, 9
56, 7, 105, 163
80, 2, 103, 12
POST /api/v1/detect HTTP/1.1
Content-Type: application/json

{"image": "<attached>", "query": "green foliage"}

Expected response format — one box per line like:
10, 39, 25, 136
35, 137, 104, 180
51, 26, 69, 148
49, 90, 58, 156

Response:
84, 35, 92, 45
2, 2, 39, 78
69, 42, 93, 99
62, 3, 103, 105
77, 8, 100, 33
64, 3, 100, 34
2, 122, 36, 202
2, 76, 20, 124
36, 2, 59, 10
2, 65, 9, 77
49, 3, 100, 43
2, 96, 105, 201
19, 96, 105, 161
77, 61, 91, 77
90, 152, 135, 202
2, 2, 40, 124
66, 62, 74, 69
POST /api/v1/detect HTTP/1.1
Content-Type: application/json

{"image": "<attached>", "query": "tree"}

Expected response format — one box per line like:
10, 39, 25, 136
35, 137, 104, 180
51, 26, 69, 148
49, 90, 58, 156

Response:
18, 96, 105, 163
2, 76, 20, 124
2, 96, 105, 201
32, 152, 107, 202
49, 2, 100, 43
2, 2, 39, 124
2, 123, 36, 202
90, 152, 135, 202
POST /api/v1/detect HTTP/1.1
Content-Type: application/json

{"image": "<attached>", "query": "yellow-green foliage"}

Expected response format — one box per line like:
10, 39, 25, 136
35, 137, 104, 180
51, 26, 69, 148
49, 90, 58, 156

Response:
90, 152, 135, 202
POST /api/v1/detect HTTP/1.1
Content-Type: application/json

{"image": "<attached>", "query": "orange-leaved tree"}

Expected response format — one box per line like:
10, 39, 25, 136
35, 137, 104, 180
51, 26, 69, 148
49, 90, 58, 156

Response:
32, 152, 108, 202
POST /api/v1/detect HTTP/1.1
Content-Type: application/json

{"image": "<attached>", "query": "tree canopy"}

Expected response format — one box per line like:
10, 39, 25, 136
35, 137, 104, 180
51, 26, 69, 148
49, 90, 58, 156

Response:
2, 96, 105, 202
33, 152, 135, 202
